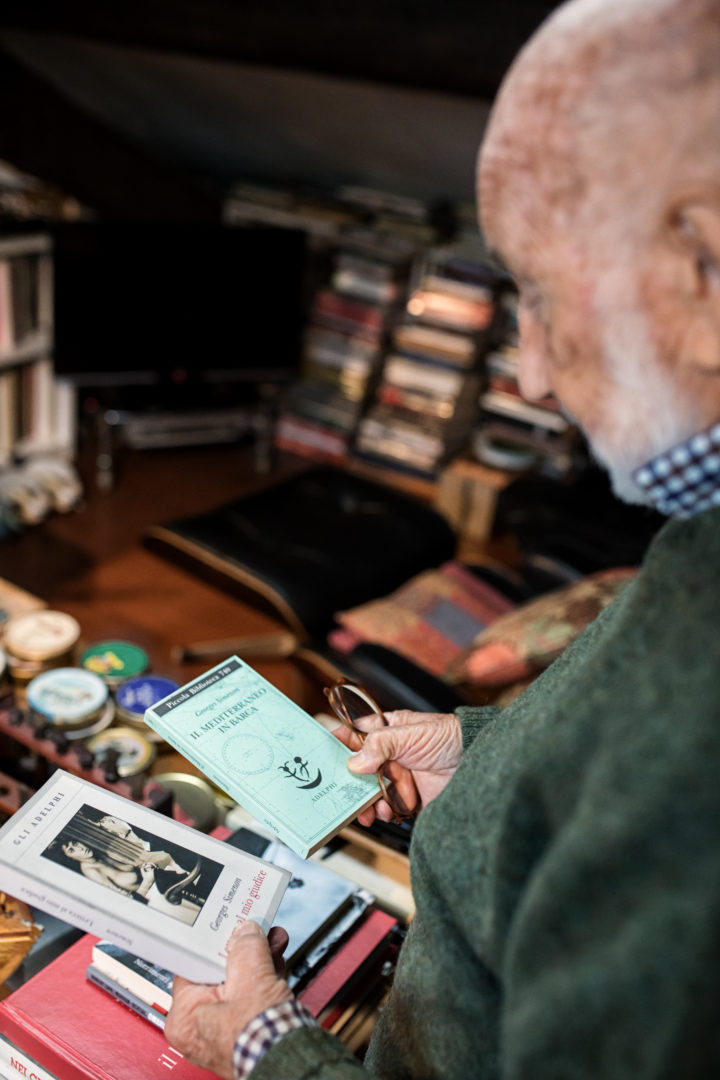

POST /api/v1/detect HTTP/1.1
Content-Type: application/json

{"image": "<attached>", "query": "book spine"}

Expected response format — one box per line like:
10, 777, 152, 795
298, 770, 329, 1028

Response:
0, 1034, 61, 1080
298, 909, 397, 1017
91, 948, 172, 1012
0, 1007, 93, 1080
85, 967, 166, 1030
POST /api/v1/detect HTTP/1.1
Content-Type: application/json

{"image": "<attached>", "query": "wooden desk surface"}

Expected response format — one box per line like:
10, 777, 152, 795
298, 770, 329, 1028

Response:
1, 443, 315, 777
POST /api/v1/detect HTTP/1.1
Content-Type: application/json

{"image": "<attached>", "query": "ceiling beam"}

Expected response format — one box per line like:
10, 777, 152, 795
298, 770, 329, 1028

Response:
0, 1, 560, 99
0, 46, 220, 221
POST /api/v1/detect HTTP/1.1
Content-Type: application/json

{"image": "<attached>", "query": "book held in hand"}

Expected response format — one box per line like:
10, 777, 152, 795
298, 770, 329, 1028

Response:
143, 656, 381, 857
89, 828, 374, 1014
0, 770, 290, 983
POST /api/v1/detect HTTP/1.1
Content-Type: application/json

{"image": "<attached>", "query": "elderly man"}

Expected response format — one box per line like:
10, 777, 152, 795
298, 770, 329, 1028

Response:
165, 0, 720, 1076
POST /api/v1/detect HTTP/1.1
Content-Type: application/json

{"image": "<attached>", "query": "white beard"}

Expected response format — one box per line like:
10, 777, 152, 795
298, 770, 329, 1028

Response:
584, 282, 702, 506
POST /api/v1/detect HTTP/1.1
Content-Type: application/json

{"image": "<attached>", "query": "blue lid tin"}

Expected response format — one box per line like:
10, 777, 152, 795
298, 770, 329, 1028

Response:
115, 675, 179, 724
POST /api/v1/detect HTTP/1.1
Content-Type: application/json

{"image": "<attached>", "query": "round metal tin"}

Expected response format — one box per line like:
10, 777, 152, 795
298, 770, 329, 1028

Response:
26, 667, 109, 729
115, 675, 179, 725
148, 773, 220, 832
80, 641, 149, 687
4, 610, 81, 662
86, 725, 156, 777
61, 699, 116, 741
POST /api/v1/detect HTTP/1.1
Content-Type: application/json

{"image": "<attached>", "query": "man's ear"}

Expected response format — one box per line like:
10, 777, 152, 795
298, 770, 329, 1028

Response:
664, 187, 720, 374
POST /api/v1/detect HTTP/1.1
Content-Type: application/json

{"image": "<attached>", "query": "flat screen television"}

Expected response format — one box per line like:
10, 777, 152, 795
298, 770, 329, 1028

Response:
50, 222, 308, 402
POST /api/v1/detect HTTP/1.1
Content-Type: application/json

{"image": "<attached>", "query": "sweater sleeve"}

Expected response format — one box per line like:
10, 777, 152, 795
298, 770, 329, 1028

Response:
249, 1024, 373, 1080
456, 704, 503, 751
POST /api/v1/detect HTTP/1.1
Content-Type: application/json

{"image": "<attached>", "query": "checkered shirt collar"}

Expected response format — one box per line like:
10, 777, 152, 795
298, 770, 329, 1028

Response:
633, 421, 720, 518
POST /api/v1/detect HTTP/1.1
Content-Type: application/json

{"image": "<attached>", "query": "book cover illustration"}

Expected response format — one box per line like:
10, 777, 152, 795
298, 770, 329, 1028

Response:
91, 831, 373, 1007
143, 657, 380, 857
0, 770, 290, 983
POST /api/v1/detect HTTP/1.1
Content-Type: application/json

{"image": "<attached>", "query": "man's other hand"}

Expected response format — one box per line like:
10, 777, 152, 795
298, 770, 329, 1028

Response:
338, 710, 463, 825
165, 921, 292, 1080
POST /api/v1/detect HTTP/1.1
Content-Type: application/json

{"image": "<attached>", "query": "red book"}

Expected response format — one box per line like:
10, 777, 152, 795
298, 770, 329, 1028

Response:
0, 934, 216, 1080
297, 908, 397, 1019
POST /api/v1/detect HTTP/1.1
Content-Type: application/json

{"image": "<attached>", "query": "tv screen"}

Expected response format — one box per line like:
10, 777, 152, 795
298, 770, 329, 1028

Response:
51, 222, 308, 391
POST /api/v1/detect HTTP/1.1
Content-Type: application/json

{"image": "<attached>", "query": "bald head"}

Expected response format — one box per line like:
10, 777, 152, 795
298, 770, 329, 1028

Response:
481, 0, 720, 254
477, 0, 720, 506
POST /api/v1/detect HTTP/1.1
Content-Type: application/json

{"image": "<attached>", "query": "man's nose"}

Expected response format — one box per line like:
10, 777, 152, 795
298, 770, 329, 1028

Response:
516, 308, 553, 401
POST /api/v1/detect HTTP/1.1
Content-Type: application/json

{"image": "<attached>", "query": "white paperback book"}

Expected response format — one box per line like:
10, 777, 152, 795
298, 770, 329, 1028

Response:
0, 770, 290, 983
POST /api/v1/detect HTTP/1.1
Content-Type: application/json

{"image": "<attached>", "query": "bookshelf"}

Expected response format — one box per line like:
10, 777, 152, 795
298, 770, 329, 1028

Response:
0, 232, 76, 470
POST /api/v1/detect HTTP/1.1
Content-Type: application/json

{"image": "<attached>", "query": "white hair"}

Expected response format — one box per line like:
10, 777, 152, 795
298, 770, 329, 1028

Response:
589, 262, 703, 504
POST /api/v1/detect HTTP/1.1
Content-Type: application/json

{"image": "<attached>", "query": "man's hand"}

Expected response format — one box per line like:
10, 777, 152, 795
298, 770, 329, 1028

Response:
337, 710, 463, 825
164, 922, 292, 1080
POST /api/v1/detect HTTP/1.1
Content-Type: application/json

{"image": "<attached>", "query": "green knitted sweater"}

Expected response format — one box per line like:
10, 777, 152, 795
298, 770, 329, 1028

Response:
254, 507, 720, 1079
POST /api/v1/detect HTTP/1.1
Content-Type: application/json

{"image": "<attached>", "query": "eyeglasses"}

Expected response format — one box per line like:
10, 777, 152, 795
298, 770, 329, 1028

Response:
323, 681, 420, 821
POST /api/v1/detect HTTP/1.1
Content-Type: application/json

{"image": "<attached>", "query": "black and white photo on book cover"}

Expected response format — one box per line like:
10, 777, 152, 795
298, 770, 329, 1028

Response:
0, 770, 290, 983
40, 806, 223, 926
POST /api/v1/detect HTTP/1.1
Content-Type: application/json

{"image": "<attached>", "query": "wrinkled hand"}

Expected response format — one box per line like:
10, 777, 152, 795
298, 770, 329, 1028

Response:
165, 922, 292, 1080
336, 710, 463, 825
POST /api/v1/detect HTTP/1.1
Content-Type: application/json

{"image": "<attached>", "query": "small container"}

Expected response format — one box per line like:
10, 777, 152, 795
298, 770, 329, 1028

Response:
115, 674, 179, 738
26, 666, 111, 737
147, 773, 220, 832
86, 725, 156, 780
80, 640, 149, 689
4, 610, 81, 686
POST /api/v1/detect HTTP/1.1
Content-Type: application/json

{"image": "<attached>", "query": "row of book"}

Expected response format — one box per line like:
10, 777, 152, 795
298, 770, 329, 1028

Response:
275, 254, 400, 463
473, 292, 584, 478
233, 176, 589, 486
0, 362, 76, 468
0, 250, 44, 357
0, 816, 402, 1079
223, 180, 452, 252
276, 234, 504, 479
353, 242, 496, 476
1, 242, 51, 470
0, 234, 77, 485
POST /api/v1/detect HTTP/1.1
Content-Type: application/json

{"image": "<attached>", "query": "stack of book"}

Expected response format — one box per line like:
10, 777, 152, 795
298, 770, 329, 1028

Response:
474, 292, 583, 478
0, 235, 56, 469
275, 243, 408, 463
0, 935, 219, 1080
0, 829, 399, 1078
336, 185, 451, 251
352, 243, 497, 478
222, 181, 358, 238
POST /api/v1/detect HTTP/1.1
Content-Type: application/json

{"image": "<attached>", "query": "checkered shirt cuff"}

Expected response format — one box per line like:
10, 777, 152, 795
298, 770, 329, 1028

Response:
233, 999, 318, 1079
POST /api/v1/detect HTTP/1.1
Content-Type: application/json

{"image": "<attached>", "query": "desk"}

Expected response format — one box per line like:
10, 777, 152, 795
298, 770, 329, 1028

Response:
0, 443, 317, 784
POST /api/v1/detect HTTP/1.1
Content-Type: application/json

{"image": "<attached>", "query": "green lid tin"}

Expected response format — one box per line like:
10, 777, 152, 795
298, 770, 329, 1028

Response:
80, 640, 149, 687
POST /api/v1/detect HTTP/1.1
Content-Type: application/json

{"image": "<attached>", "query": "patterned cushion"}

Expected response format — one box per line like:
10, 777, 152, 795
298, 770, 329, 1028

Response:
330, 562, 515, 678
446, 567, 637, 690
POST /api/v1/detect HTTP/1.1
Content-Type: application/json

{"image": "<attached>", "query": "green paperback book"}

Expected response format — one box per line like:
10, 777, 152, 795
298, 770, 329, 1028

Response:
143, 657, 380, 857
